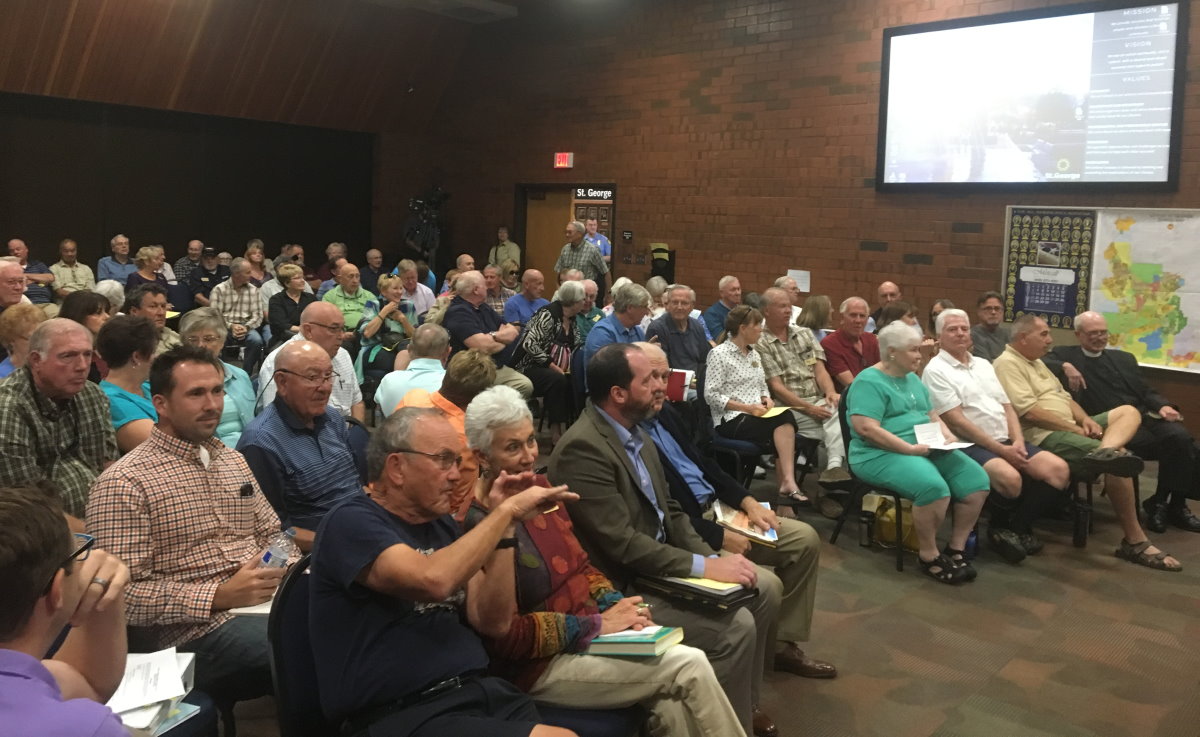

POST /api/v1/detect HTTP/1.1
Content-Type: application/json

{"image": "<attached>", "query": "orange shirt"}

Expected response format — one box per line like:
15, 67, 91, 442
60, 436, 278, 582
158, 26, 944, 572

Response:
396, 389, 478, 521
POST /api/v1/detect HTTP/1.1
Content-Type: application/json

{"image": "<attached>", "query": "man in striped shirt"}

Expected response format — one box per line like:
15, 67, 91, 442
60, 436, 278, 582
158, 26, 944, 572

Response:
210, 258, 268, 373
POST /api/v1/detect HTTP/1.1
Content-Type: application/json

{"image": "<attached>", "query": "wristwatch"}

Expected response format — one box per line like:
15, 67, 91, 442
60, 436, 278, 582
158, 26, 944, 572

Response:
495, 537, 518, 550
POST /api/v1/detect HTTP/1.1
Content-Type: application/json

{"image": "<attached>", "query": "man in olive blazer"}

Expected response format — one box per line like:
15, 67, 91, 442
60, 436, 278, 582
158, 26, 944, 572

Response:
549, 343, 781, 737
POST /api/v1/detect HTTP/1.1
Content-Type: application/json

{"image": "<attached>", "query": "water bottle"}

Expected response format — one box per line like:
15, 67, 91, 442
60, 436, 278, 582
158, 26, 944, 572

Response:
964, 530, 978, 560
258, 528, 298, 568
859, 510, 875, 547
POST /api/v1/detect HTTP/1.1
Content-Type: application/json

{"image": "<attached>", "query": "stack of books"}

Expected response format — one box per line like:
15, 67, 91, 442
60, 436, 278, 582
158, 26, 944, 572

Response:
587, 626, 684, 657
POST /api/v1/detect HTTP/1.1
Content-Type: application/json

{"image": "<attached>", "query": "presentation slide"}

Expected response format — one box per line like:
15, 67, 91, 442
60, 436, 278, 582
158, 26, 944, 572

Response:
881, 3, 1179, 184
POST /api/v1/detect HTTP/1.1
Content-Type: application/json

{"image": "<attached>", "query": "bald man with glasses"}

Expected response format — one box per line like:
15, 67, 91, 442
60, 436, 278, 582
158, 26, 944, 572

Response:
238, 340, 363, 551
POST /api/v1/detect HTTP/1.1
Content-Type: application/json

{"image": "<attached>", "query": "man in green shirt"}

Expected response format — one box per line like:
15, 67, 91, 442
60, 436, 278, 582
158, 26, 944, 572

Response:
487, 226, 521, 268
322, 262, 374, 359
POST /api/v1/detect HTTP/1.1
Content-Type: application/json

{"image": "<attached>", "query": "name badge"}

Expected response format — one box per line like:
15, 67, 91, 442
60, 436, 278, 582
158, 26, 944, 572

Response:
804, 356, 817, 366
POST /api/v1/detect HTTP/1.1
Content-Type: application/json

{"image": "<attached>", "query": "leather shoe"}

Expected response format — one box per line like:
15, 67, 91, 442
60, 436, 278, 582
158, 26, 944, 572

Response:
1143, 499, 1169, 534
774, 643, 838, 678
752, 706, 778, 737
1169, 504, 1200, 533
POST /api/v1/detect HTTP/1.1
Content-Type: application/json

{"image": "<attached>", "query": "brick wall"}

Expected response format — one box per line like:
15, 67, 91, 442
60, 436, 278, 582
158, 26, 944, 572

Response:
378, 0, 1200, 416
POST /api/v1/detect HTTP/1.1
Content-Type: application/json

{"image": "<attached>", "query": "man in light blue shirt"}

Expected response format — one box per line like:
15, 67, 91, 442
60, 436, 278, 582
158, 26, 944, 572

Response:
502, 268, 548, 325
96, 233, 137, 284
582, 282, 651, 368
584, 218, 612, 265
375, 324, 450, 415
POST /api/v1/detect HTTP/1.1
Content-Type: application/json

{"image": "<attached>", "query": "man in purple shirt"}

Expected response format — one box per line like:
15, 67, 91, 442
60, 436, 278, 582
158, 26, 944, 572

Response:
0, 484, 131, 736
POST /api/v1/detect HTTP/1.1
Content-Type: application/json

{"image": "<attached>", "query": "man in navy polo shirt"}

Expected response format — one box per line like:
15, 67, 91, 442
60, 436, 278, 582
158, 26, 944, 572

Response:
238, 340, 362, 551
442, 270, 532, 398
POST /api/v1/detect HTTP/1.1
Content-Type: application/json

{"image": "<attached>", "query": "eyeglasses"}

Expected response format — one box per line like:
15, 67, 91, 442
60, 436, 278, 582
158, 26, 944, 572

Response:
506, 271, 519, 276
979, 305, 1003, 312
45, 533, 95, 592
393, 448, 464, 470
1081, 329, 1109, 339
277, 368, 338, 386
185, 334, 223, 346
303, 321, 345, 333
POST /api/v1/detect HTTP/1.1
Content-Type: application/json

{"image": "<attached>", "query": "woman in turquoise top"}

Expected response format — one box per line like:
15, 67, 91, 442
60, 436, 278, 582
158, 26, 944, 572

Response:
96, 315, 159, 454
847, 322, 989, 585
179, 308, 256, 447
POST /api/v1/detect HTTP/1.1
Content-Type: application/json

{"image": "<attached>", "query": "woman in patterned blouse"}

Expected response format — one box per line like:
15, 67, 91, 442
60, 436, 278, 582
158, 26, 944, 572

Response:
705, 305, 807, 505
463, 386, 744, 737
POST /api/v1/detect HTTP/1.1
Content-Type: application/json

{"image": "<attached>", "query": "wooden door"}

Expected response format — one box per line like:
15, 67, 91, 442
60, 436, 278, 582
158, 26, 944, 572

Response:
524, 189, 573, 287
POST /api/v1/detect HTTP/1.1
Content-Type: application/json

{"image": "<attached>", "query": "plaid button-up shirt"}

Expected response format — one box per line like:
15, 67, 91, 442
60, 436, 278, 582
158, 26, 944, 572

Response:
757, 324, 826, 402
486, 285, 516, 315
0, 367, 117, 517
86, 428, 281, 648
553, 240, 609, 282
209, 279, 263, 330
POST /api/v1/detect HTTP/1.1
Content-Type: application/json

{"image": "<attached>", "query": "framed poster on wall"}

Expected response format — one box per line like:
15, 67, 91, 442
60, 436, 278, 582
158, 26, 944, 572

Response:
1002, 206, 1095, 329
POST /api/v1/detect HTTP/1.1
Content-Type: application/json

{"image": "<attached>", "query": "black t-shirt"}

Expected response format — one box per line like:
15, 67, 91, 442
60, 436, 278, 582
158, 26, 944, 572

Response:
309, 494, 489, 722
443, 295, 516, 367
188, 265, 231, 298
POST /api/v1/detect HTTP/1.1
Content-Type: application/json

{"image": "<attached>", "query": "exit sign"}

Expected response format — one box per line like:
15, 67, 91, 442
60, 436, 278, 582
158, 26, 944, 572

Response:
554, 152, 574, 169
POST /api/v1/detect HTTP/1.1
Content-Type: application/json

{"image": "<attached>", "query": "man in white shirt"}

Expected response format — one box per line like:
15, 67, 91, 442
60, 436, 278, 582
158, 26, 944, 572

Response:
258, 302, 364, 421
922, 309, 1070, 563
395, 258, 435, 317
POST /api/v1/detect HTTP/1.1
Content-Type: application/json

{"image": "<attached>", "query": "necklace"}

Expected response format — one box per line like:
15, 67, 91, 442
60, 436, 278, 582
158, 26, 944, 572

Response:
884, 370, 918, 411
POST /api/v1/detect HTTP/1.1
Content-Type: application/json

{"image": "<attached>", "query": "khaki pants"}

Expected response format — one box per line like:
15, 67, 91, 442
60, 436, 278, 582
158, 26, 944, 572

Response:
529, 645, 746, 737
745, 516, 821, 643
495, 365, 533, 398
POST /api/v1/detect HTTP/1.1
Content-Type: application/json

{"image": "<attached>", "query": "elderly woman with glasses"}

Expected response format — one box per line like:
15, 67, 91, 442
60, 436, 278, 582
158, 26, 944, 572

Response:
179, 307, 256, 447
463, 385, 744, 737
511, 279, 587, 443
847, 322, 990, 585
96, 315, 159, 454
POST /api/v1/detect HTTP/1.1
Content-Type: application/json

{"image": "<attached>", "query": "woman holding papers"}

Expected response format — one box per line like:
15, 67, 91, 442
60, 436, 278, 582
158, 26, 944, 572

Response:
704, 305, 807, 505
846, 322, 989, 585
464, 386, 746, 737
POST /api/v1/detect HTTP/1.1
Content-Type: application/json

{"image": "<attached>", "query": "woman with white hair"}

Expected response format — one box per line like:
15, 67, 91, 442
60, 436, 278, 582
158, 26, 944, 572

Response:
463, 386, 744, 737
847, 321, 990, 585
93, 280, 125, 315
179, 307, 256, 447
511, 280, 587, 442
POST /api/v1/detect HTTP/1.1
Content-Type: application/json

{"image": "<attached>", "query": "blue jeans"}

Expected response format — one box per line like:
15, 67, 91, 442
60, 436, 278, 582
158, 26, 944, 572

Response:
230, 325, 269, 373
178, 616, 272, 703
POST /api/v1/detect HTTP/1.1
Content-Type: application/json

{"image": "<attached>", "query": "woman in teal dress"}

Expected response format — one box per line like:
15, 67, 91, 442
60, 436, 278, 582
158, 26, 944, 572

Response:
179, 308, 257, 447
96, 315, 159, 454
847, 322, 989, 584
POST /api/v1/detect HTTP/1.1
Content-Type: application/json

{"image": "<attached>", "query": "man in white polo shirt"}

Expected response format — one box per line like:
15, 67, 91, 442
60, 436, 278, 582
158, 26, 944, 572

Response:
921, 309, 1070, 564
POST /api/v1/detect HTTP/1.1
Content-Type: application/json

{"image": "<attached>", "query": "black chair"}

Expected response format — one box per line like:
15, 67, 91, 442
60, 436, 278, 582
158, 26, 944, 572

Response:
828, 382, 907, 572
268, 555, 337, 737
1069, 473, 1142, 548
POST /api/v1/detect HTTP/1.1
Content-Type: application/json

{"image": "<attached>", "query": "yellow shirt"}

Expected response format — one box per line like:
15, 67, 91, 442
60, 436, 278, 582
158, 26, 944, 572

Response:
992, 344, 1073, 444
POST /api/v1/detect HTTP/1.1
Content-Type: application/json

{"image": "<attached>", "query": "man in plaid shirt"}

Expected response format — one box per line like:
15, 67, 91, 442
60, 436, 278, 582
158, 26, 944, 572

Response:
210, 257, 269, 373
554, 221, 608, 286
87, 345, 285, 704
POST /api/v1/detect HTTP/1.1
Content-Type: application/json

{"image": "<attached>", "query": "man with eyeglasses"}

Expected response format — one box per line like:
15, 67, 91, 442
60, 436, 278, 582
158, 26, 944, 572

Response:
256, 302, 364, 420
89, 345, 288, 706
0, 319, 117, 530
0, 484, 132, 736
0, 259, 33, 363
96, 233, 137, 284
971, 291, 1010, 361
308, 407, 576, 737
240, 340, 363, 551
1044, 311, 1200, 534
395, 258, 436, 318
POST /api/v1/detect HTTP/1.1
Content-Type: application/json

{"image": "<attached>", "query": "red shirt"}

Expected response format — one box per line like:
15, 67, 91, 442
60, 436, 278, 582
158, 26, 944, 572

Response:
821, 329, 880, 388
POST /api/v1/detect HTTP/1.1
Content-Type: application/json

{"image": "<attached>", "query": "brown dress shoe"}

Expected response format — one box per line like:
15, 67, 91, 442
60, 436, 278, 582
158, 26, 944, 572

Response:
752, 706, 778, 737
774, 643, 838, 678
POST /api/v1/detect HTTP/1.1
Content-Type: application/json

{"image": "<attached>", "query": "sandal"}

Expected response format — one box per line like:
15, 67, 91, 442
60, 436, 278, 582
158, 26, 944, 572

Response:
1115, 539, 1182, 572
777, 488, 811, 507
942, 547, 978, 582
919, 553, 966, 585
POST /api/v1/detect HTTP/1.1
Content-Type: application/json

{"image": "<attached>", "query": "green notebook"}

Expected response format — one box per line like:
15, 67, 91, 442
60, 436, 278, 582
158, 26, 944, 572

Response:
586, 626, 684, 657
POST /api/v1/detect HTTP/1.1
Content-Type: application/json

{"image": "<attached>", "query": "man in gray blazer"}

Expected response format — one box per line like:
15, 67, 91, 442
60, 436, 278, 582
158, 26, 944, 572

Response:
550, 343, 781, 737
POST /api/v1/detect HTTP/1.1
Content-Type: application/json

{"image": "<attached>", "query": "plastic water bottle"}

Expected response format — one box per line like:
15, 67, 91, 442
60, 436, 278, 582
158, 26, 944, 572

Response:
964, 530, 978, 561
258, 528, 298, 568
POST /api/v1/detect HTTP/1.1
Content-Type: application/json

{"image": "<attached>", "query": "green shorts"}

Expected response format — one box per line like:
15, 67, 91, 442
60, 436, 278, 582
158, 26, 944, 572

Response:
1038, 412, 1110, 472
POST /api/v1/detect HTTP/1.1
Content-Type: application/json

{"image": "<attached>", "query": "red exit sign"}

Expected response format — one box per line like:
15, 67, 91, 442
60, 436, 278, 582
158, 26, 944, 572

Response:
554, 152, 574, 169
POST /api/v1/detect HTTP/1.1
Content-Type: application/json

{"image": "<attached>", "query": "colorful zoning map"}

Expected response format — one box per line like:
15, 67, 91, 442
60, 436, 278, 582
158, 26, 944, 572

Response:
1090, 211, 1200, 372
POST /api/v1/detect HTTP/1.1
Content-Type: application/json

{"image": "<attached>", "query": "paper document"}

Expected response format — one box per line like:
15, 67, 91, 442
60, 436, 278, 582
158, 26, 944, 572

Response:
787, 269, 811, 292
760, 406, 795, 419
600, 625, 662, 639
107, 648, 187, 714
913, 422, 972, 450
